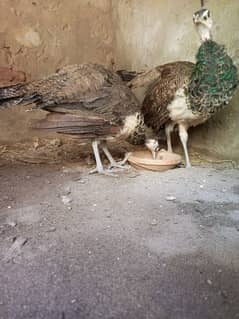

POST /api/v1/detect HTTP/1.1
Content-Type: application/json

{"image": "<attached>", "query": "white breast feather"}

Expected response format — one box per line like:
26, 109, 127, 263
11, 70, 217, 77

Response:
120, 112, 140, 136
167, 89, 208, 127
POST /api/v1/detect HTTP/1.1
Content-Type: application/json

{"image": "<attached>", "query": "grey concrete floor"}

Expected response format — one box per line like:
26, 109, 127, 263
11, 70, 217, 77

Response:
0, 163, 239, 319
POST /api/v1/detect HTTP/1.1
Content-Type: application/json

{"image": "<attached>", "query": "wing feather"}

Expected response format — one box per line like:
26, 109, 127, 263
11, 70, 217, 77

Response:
33, 112, 120, 139
142, 62, 194, 131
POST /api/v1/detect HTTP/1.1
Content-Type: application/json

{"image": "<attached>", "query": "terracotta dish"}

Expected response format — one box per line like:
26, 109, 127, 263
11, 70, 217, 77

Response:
128, 149, 182, 171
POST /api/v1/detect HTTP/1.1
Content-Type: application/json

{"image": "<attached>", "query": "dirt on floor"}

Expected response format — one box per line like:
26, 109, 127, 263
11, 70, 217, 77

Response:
0, 162, 239, 319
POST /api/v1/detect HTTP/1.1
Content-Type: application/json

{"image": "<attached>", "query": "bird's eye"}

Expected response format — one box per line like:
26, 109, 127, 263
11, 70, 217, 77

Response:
203, 16, 207, 20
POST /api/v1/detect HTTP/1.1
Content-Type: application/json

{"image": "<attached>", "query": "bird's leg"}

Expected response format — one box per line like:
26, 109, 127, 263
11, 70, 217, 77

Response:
90, 141, 118, 176
178, 124, 191, 168
119, 152, 132, 166
102, 145, 130, 170
165, 122, 175, 153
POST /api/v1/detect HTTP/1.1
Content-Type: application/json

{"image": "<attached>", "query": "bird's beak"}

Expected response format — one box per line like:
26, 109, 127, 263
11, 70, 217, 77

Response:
193, 15, 199, 24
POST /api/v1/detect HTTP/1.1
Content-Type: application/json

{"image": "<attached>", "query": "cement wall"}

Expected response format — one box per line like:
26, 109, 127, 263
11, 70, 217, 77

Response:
112, 0, 239, 160
0, 0, 113, 149
0, 0, 113, 79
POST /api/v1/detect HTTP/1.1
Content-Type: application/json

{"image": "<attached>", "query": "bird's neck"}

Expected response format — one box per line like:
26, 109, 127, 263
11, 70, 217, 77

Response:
188, 40, 238, 115
120, 112, 146, 145
197, 25, 212, 42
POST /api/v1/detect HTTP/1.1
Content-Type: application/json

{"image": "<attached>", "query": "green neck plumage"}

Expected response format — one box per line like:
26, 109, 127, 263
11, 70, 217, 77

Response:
187, 40, 238, 115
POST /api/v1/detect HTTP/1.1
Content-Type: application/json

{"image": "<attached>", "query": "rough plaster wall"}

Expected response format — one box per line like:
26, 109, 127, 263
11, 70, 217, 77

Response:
113, 0, 239, 160
0, 0, 113, 147
0, 0, 113, 79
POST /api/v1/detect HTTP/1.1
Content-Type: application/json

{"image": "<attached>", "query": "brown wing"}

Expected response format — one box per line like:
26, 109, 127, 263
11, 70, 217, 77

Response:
34, 112, 121, 140
142, 62, 194, 132
0, 63, 140, 119
25, 64, 120, 106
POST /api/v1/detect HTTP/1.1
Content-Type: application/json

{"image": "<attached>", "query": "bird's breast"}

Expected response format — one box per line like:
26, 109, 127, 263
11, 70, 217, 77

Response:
167, 89, 209, 126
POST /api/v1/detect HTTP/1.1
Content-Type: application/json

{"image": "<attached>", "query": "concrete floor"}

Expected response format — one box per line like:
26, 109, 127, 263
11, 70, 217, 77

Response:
0, 163, 239, 319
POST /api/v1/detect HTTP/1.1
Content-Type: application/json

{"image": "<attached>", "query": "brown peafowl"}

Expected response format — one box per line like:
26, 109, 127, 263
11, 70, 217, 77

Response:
0, 63, 159, 175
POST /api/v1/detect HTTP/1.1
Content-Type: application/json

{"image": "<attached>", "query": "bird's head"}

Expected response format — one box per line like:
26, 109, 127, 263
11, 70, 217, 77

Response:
145, 138, 160, 160
193, 8, 213, 42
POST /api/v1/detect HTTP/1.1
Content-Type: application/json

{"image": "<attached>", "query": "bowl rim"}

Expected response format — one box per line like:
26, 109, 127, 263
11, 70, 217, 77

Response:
128, 150, 182, 166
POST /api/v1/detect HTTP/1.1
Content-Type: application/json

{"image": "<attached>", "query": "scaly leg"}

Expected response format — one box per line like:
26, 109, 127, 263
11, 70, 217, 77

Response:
165, 122, 175, 153
90, 141, 118, 176
178, 124, 191, 168
102, 145, 130, 170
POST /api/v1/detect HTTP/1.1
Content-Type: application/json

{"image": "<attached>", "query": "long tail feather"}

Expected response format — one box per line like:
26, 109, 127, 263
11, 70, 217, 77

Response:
0, 83, 29, 108
0, 83, 25, 99
32, 113, 119, 138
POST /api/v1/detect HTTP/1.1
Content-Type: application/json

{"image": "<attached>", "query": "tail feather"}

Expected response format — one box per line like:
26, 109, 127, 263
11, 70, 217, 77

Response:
117, 69, 143, 82
0, 82, 42, 108
33, 113, 120, 138
0, 83, 25, 99
0, 83, 26, 109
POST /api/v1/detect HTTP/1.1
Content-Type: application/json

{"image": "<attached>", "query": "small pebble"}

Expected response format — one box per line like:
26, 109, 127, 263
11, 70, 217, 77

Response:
150, 220, 158, 226
200, 185, 204, 189
61, 195, 72, 205
8, 221, 17, 227
78, 180, 86, 184
207, 279, 213, 286
64, 187, 71, 195
166, 196, 176, 201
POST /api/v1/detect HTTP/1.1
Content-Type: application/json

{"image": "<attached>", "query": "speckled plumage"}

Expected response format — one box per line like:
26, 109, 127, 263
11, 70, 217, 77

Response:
0, 63, 157, 174
142, 61, 194, 132
140, 7, 238, 168
142, 40, 238, 133
188, 40, 238, 114
0, 63, 147, 142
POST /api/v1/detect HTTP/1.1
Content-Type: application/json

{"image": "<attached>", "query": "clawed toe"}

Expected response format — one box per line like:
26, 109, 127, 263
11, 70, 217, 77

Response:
108, 163, 130, 170
89, 167, 118, 177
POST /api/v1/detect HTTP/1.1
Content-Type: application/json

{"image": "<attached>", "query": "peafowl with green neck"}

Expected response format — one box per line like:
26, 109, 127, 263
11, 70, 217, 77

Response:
188, 39, 238, 114
131, 8, 238, 167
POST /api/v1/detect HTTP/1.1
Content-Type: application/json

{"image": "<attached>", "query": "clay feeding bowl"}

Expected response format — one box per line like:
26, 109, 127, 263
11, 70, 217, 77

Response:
128, 149, 182, 171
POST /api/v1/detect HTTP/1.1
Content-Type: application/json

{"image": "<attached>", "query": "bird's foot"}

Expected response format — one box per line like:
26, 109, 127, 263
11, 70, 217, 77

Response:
108, 152, 131, 170
108, 162, 130, 170
89, 167, 118, 177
